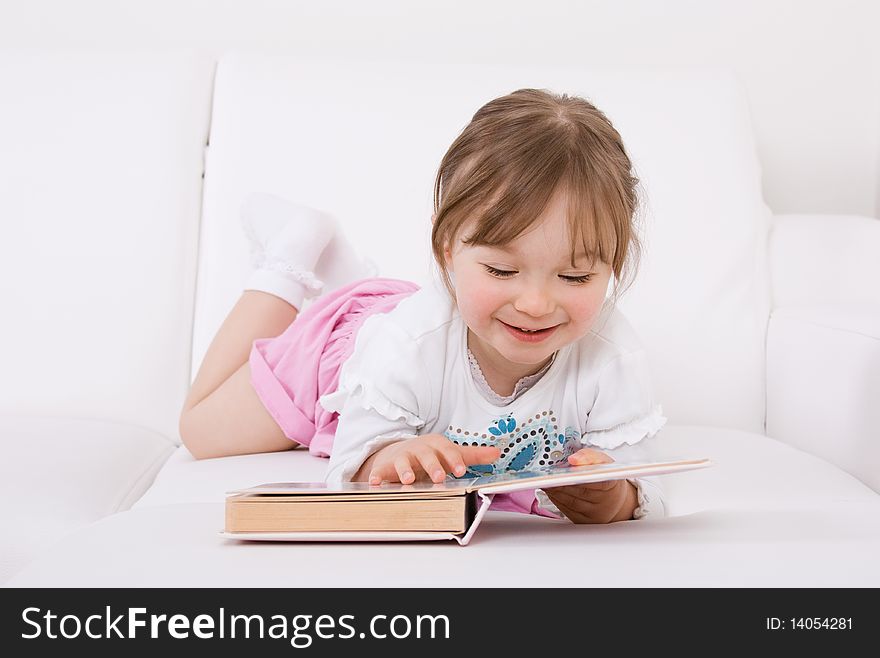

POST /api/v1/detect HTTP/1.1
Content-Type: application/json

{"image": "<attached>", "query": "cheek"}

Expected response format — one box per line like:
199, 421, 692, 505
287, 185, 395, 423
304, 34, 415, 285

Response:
568, 290, 606, 326
456, 278, 502, 324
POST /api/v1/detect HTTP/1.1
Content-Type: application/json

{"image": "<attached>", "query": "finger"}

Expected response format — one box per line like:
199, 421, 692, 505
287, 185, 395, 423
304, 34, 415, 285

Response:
393, 455, 416, 484
568, 447, 614, 465
368, 460, 399, 486
556, 506, 596, 524
431, 441, 470, 478
545, 483, 619, 510
457, 444, 501, 466
545, 487, 620, 524
568, 447, 614, 466
562, 507, 606, 524
545, 486, 600, 510
543, 489, 599, 524
423, 435, 470, 477
411, 446, 448, 484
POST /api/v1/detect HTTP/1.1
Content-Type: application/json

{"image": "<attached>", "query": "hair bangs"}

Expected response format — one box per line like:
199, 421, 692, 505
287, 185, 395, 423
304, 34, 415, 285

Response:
459, 142, 569, 250
564, 160, 622, 273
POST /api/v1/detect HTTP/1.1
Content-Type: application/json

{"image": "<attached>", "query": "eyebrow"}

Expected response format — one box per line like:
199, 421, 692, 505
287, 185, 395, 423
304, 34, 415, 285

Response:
484, 244, 593, 265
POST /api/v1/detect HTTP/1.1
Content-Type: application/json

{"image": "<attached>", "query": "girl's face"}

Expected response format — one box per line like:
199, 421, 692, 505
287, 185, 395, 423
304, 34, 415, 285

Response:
442, 188, 614, 381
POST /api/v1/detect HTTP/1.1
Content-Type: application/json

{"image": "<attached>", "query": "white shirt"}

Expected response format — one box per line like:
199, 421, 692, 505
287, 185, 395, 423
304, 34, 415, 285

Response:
319, 276, 668, 519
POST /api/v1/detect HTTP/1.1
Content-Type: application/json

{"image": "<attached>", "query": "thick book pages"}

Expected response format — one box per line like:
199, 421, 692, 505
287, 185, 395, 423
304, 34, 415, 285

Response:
220, 457, 712, 545
225, 490, 477, 533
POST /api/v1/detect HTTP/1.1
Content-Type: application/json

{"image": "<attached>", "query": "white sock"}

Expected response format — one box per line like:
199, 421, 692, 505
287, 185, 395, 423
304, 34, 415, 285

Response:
241, 193, 379, 307
240, 193, 335, 310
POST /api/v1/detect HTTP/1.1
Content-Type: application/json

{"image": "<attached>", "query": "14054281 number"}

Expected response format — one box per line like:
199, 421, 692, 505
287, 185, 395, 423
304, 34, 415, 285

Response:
791, 618, 852, 630
766, 618, 853, 630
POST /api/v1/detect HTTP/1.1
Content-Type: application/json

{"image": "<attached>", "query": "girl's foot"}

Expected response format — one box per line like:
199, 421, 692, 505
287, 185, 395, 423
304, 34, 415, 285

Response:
241, 193, 378, 309
240, 193, 335, 310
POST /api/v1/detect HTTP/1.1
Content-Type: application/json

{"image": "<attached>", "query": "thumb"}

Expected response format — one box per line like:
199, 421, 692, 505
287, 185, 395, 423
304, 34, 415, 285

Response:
568, 447, 614, 466
457, 444, 501, 465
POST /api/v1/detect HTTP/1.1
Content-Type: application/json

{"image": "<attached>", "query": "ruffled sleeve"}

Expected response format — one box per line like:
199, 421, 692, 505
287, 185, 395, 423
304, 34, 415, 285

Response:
582, 349, 667, 450
320, 314, 433, 485
581, 349, 669, 520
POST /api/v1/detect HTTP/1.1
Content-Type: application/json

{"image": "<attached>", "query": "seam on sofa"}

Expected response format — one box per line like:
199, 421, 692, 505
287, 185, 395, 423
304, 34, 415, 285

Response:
773, 308, 880, 341
114, 443, 178, 513
184, 57, 219, 389
763, 310, 771, 436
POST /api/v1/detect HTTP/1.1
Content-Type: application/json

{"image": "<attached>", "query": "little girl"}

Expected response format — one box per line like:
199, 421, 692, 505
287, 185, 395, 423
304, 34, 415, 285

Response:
180, 88, 667, 524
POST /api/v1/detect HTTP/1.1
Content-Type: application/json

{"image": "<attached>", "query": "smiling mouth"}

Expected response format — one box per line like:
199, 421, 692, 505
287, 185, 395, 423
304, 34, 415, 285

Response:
501, 321, 557, 333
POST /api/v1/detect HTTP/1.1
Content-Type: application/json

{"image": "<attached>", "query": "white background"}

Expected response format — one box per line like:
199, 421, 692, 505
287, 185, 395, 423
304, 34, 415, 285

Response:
1, 0, 878, 218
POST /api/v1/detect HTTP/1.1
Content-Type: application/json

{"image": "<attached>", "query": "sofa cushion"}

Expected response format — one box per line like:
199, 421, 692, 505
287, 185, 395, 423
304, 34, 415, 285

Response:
132, 444, 327, 509
8, 499, 880, 587
0, 52, 214, 442
0, 415, 175, 584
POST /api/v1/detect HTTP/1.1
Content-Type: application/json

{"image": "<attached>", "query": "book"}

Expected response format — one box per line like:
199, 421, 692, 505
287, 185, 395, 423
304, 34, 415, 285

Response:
221, 457, 712, 545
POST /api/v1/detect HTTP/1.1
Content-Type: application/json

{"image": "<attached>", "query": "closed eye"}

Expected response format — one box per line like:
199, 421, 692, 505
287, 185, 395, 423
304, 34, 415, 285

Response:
483, 265, 593, 284
483, 265, 516, 278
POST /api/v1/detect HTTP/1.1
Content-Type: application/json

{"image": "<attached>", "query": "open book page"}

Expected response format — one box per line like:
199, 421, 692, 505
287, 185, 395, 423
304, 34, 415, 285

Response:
227, 479, 476, 496
467, 458, 712, 494
227, 458, 711, 497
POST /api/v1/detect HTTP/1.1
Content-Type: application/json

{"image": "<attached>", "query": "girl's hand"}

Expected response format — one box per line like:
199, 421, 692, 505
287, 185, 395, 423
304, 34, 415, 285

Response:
354, 433, 501, 485
543, 447, 639, 523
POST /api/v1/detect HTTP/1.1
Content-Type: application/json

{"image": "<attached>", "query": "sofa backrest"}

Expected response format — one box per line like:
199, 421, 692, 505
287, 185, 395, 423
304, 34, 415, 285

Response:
0, 52, 214, 441
194, 54, 772, 436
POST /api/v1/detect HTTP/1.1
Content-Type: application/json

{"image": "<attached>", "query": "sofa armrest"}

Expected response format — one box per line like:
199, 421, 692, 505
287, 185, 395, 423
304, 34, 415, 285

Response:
766, 305, 879, 493
766, 213, 880, 493
0, 415, 175, 584
769, 213, 880, 308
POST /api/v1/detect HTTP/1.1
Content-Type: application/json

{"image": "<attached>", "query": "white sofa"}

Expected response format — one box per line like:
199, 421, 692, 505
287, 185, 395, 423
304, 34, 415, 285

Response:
2, 52, 879, 587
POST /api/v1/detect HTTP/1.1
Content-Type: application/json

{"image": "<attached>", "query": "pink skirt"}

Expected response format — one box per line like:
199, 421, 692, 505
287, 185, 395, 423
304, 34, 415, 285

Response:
249, 276, 420, 457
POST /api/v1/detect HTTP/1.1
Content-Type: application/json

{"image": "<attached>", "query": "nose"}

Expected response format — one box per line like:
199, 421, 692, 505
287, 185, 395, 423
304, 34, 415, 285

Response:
512, 279, 555, 318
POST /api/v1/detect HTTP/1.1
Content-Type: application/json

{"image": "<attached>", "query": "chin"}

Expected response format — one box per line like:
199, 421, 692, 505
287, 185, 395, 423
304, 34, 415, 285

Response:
495, 339, 557, 363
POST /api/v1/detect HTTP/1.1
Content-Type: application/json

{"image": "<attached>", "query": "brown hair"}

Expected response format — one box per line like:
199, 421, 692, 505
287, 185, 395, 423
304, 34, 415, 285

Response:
431, 88, 643, 307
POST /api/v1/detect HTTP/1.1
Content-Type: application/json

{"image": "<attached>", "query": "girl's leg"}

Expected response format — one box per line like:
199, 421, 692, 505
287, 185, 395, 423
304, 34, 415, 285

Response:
180, 194, 359, 459
183, 291, 297, 411
179, 291, 298, 459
